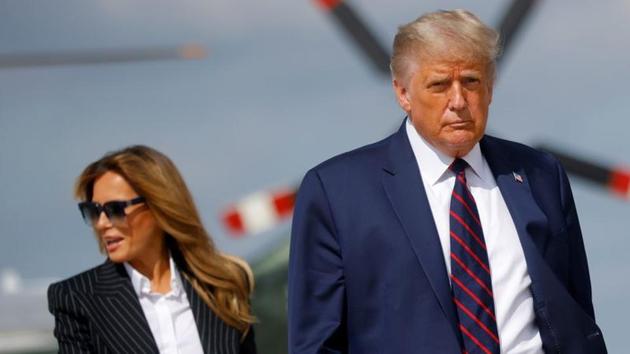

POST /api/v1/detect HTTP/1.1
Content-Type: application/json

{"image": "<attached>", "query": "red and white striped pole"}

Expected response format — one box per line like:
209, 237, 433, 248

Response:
222, 187, 297, 237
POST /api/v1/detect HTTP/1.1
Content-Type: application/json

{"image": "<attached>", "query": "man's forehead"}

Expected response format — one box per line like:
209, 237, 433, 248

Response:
421, 58, 487, 72
397, 51, 494, 85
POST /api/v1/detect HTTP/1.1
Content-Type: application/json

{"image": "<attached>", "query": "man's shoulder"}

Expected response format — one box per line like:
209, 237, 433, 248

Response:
482, 135, 559, 169
309, 132, 394, 177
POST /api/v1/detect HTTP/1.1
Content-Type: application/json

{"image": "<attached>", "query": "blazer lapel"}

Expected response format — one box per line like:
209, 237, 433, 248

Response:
381, 122, 461, 342
92, 261, 159, 353
182, 278, 241, 354
183, 279, 212, 353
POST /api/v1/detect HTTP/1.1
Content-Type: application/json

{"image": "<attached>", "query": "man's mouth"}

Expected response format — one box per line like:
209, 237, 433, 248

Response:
447, 121, 473, 128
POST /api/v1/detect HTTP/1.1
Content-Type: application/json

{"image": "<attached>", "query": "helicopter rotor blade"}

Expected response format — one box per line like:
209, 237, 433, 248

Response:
537, 145, 630, 200
314, 0, 541, 75
314, 0, 391, 77
496, 0, 539, 66
0, 44, 206, 69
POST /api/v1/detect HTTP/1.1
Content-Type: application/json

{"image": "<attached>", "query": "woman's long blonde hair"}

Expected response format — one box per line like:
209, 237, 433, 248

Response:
75, 145, 255, 333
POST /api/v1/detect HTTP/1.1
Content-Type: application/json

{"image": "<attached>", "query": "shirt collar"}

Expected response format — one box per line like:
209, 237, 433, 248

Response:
123, 253, 183, 298
405, 118, 487, 184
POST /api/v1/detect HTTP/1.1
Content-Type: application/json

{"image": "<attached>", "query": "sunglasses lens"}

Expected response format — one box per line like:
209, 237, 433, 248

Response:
78, 198, 141, 226
103, 202, 127, 224
78, 203, 100, 225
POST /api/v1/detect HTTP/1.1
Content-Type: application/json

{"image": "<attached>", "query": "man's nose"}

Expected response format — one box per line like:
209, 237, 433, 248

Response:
448, 82, 466, 111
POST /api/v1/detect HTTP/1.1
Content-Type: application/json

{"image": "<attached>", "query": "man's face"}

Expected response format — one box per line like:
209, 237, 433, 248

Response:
394, 57, 493, 157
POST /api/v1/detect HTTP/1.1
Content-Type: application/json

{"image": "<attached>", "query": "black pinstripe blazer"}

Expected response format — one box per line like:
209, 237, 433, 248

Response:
48, 260, 256, 354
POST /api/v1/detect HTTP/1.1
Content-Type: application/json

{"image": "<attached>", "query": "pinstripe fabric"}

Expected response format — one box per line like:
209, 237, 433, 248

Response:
48, 260, 256, 354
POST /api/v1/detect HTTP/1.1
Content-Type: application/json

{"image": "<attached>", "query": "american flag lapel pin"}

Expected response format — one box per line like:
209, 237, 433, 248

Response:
513, 172, 524, 183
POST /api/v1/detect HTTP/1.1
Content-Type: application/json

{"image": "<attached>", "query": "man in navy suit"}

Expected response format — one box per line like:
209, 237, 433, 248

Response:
288, 9, 606, 354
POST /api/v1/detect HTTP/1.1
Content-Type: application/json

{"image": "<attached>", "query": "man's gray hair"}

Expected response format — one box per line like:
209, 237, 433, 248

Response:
390, 9, 500, 84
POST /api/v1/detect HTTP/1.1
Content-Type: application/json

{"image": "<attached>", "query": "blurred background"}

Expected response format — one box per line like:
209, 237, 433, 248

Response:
1, 0, 628, 353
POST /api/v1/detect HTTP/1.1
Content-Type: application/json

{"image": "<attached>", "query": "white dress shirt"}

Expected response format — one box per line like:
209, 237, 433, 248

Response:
406, 120, 543, 354
124, 257, 204, 354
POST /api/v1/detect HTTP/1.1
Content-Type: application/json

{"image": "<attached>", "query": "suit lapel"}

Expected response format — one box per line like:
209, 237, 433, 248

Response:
480, 137, 550, 299
92, 261, 159, 353
381, 122, 461, 341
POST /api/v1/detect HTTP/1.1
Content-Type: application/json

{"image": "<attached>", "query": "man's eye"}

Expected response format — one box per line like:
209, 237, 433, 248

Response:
463, 77, 480, 85
428, 81, 447, 89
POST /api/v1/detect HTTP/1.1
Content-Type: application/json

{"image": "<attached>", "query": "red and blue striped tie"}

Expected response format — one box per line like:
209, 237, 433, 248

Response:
449, 158, 500, 354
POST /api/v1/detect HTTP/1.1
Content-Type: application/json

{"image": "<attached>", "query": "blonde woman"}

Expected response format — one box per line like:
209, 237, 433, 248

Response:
48, 145, 256, 353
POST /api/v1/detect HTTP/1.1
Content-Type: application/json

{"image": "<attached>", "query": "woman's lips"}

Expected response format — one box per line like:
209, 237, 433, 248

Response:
104, 236, 124, 253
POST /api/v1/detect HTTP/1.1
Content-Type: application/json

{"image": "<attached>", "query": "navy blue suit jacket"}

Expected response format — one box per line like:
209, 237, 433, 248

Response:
288, 122, 606, 353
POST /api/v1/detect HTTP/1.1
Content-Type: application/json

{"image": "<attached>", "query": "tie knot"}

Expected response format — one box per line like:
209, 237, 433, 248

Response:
449, 158, 469, 175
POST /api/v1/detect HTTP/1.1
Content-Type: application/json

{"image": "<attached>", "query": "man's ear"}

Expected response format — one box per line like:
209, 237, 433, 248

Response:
393, 79, 411, 112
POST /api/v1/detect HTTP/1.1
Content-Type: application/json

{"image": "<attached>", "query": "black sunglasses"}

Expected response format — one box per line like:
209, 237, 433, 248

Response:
78, 197, 145, 226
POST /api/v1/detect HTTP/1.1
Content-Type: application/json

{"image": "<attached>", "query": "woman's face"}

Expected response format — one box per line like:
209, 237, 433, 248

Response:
91, 171, 164, 265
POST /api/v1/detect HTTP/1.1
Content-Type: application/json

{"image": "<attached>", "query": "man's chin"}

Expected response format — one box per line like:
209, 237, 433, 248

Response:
436, 137, 479, 157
